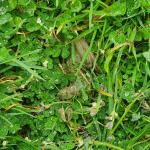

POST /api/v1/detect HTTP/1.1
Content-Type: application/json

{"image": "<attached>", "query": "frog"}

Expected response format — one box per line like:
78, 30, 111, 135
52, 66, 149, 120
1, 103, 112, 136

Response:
58, 38, 95, 100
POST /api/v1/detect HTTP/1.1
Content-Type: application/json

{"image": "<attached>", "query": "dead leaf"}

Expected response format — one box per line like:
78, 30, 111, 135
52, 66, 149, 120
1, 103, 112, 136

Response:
66, 108, 73, 122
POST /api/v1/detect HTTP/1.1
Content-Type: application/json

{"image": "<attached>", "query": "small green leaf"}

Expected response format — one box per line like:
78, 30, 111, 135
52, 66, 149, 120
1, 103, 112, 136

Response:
17, 142, 38, 150
49, 47, 61, 58
61, 48, 70, 59
120, 82, 135, 102
0, 127, 8, 137
9, 0, 17, 10
143, 51, 150, 62
0, 1, 10, 15
0, 13, 12, 25
71, 0, 82, 12
14, 17, 24, 29
59, 141, 75, 150
44, 117, 58, 130
141, 27, 150, 40
140, 0, 150, 7
26, 19, 41, 32
18, 0, 30, 6
109, 31, 126, 44
0, 47, 11, 62
24, 1, 37, 16
131, 113, 141, 121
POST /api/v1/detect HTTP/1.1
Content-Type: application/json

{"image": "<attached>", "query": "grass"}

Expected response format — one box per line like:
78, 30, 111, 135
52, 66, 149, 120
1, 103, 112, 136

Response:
0, 0, 150, 150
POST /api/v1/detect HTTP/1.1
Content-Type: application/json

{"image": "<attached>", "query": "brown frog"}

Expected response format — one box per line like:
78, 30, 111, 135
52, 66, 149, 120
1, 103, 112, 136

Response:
58, 38, 95, 100
74, 38, 95, 68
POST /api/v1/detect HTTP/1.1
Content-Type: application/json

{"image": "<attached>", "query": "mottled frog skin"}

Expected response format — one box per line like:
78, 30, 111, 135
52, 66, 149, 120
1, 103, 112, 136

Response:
58, 39, 95, 100
58, 83, 80, 100
74, 39, 95, 68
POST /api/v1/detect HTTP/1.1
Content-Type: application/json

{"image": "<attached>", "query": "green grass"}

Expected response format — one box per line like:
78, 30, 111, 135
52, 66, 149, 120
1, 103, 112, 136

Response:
0, 0, 150, 150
